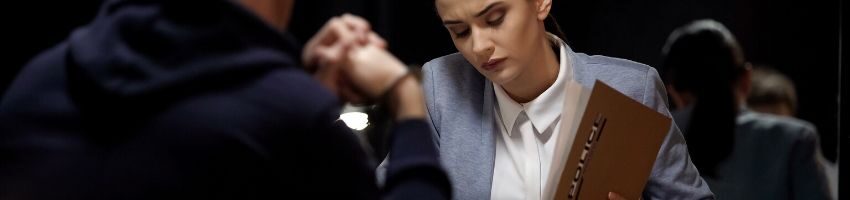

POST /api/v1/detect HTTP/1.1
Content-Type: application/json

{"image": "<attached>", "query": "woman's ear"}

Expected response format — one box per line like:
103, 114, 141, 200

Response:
535, 0, 552, 21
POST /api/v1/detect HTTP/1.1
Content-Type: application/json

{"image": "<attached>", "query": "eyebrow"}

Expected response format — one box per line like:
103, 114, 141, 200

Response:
475, 2, 503, 17
442, 1, 504, 25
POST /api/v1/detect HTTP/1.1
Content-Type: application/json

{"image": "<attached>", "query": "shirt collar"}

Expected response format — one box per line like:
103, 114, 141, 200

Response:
494, 33, 572, 136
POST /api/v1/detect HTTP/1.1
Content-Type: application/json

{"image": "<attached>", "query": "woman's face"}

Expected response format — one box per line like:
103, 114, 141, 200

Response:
436, 0, 549, 86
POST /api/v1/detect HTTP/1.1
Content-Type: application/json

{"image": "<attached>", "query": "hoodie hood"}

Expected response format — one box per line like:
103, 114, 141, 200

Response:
66, 0, 299, 115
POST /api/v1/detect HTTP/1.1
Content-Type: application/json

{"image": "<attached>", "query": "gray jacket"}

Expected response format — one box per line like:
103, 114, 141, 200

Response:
420, 46, 714, 199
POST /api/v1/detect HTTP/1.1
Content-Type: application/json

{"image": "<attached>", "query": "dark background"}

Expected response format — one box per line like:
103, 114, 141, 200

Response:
838, 0, 846, 196
2, 0, 843, 197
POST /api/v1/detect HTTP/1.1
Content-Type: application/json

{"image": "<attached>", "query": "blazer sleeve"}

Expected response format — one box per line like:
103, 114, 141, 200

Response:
639, 67, 716, 200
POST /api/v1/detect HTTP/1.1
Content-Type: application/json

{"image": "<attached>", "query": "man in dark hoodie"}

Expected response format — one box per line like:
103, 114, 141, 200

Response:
0, 0, 449, 199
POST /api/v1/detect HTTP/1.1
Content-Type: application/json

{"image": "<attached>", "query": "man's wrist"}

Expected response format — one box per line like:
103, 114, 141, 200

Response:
386, 74, 425, 121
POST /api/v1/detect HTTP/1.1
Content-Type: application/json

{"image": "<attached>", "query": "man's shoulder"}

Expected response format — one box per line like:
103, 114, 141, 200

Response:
1, 42, 72, 112
737, 111, 818, 140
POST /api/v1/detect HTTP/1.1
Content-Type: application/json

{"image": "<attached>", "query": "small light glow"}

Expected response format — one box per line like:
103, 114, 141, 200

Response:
340, 112, 369, 131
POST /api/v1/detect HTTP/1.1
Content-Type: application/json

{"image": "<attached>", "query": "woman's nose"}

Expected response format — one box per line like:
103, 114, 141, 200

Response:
470, 29, 494, 58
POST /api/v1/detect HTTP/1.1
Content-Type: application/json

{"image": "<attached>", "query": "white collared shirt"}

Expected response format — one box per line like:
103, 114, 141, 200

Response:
490, 34, 572, 200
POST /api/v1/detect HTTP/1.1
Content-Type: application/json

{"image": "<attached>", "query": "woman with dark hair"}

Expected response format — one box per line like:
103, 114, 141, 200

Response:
661, 19, 830, 200
388, 0, 715, 199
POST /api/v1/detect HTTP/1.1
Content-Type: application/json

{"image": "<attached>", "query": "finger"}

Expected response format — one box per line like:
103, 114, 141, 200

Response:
608, 192, 627, 200
367, 32, 387, 49
340, 13, 372, 31
324, 17, 362, 46
325, 20, 361, 55
314, 40, 356, 68
302, 17, 358, 66
308, 20, 360, 68
315, 17, 345, 45
340, 13, 371, 44
303, 17, 342, 67
340, 13, 371, 32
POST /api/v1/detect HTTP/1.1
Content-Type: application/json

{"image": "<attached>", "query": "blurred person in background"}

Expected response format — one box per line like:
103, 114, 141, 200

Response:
746, 65, 838, 199
0, 0, 450, 199
661, 19, 830, 200
747, 65, 798, 116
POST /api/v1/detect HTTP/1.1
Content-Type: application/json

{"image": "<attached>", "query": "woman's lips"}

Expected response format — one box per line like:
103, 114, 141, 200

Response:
482, 58, 506, 71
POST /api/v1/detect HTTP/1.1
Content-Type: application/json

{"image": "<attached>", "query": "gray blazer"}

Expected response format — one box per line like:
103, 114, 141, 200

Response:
421, 47, 714, 199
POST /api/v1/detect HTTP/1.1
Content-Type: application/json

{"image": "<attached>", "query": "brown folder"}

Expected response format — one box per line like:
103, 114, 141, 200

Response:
544, 80, 672, 200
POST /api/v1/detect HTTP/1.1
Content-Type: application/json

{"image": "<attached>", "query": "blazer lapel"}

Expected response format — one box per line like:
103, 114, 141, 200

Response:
440, 77, 498, 199
477, 79, 497, 197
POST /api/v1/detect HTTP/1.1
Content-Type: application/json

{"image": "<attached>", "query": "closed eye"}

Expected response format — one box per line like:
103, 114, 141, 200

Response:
487, 13, 505, 26
446, 25, 471, 38
454, 28, 471, 37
